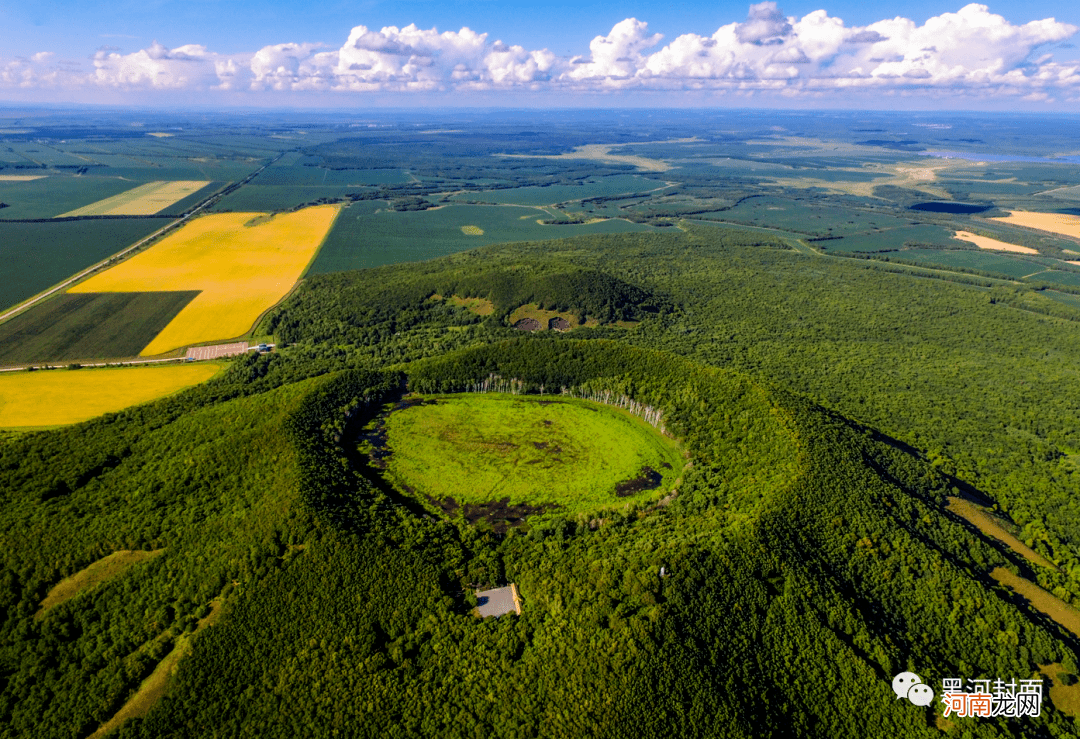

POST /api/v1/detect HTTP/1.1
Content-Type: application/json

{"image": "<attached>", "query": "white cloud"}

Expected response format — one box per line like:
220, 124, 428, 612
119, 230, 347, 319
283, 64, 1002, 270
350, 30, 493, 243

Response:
92, 42, 221, 89
2, 4, 1077, 101
566, 19, 663, 83
736, 2, 794, 46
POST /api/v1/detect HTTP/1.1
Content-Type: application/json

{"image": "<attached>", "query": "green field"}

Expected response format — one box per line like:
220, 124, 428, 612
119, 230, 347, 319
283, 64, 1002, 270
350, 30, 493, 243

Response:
251, 164, 411, 187
693, 196, 915, 237
820, 224, 960, 252
896, 248, 1045, 278
1030, 270, 1080, 287
1043, 290, 1080, 309
0, 291, 199, 365
308, 202, 664, 273
449, 175, 663, 206
89, 161, 258, 182
376, 394, 683, 516
0, 219, 167, 312
0, 176, 140, 219
210, 184, 364, 212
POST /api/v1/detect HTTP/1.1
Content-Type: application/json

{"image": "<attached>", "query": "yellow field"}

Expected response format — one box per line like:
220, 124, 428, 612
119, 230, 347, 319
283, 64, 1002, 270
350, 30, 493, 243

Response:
0, 175, 45, 181
0, 364, 221, 428
992, 211, 1080, 240
59, 180, 211, 217
70, 205, 339, 355
953, 230, 1039, 254
461, 225, 485, 235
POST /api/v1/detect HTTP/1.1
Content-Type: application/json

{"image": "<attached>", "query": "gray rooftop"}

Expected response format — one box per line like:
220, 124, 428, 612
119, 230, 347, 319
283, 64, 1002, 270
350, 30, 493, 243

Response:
475, 584, 521, 617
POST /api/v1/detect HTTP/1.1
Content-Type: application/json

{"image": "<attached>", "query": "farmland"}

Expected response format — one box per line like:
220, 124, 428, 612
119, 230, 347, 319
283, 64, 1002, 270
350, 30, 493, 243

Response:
952, 230, 1038, 254
0, 176, 145, 219
58, 180, 212, 217
69, 205, 339, 355
893, 248, 1048, 278
816, 224, 960, 252
373, 394, 683, 517
993, 210, 1080, 239
10, 108, 1080, 738
0, 219, 167, 312
448, 174, 662, 206
309, 202, 661, 273
0, 291, 199, 365
0, 363, 221, 428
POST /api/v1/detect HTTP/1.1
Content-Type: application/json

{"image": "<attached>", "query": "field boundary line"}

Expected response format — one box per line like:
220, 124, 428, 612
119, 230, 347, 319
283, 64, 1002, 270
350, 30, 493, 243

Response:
0, 151, 288, 327
0, 217, 190, 325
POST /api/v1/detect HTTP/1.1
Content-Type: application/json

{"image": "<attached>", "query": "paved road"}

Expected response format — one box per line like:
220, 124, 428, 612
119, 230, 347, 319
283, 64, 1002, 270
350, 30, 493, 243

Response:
0, 344, 274, 374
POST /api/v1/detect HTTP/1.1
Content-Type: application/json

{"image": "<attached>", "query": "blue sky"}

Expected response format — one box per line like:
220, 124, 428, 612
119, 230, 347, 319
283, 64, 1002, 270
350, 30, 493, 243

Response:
2, 1, 1079, 108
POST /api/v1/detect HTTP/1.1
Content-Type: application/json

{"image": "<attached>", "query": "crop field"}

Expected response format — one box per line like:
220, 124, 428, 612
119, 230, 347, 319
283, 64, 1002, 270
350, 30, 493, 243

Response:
100, 162, 254, 182
449, 175, 661, 206
897, 248, 1043, 278
3, 142, 88, 167
1029, 270, 1080, 288
993, 211, 1080, 240
373, 394, 684, 517
0, 219, 166, 312
952, 230, 1038, 254
211, 184, 362, 213
308, 202, 661, 273
1044, 290, 1080, 310
251, 163, 411, 187
819, 224, 960, 252
70, 205, 340, 355
695, 196, 915, 237
58, 180, 212, 217
0, 291, 199, 365
939, 179, 1047, 197
0, 363, 221, 428
0, 176, 141, 219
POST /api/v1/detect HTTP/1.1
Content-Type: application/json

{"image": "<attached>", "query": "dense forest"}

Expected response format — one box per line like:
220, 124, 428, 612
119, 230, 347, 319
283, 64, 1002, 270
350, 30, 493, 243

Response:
5, 222, 1080, 736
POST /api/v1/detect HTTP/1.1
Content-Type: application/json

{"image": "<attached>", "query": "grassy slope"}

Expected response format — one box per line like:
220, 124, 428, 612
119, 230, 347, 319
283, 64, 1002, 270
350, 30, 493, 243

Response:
0, 374, 322, 737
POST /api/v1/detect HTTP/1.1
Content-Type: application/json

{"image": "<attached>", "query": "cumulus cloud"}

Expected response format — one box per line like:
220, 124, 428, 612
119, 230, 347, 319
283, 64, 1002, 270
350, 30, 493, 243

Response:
2, 3, 1078, 101
567, 19, 664, 83
736, 2, 793, 45
92, 42, 221, 89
